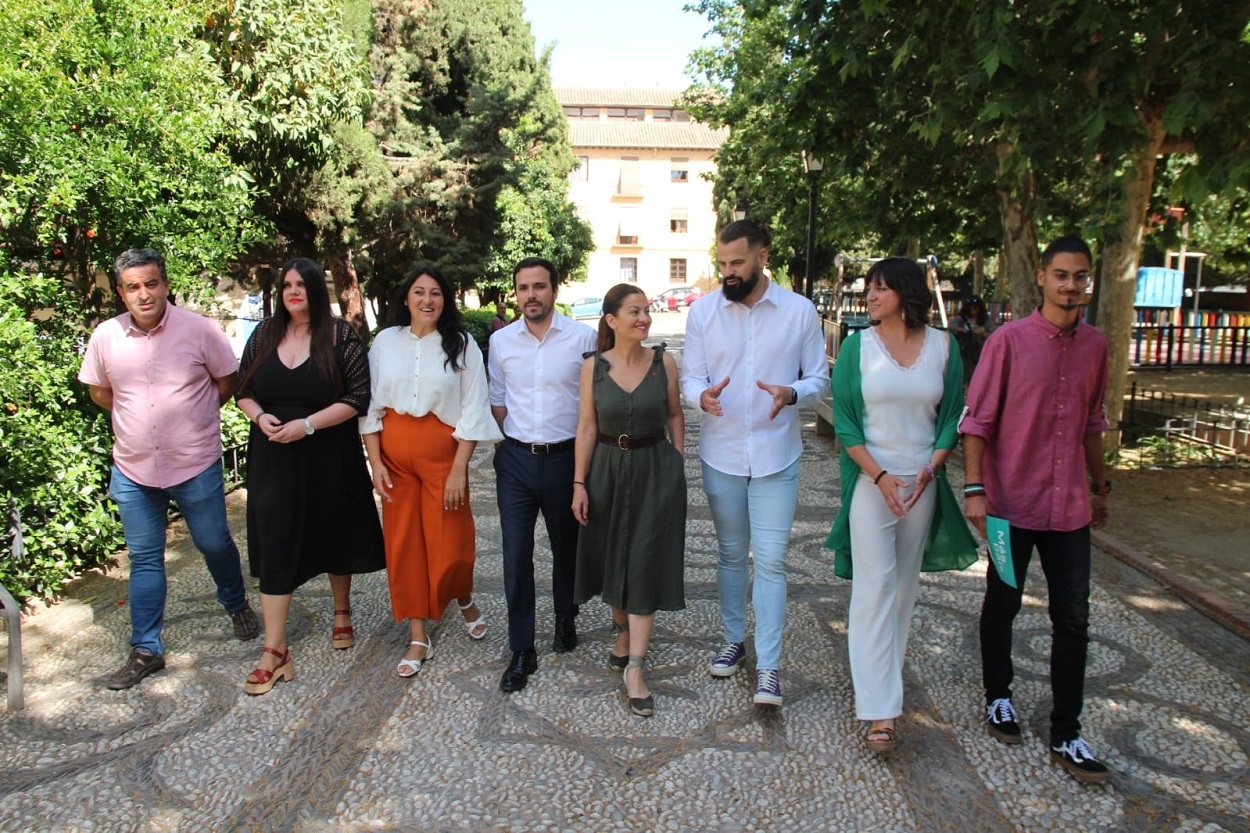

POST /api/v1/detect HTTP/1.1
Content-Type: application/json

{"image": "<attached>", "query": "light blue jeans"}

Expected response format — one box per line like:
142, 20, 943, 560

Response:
109, 462, 248, 656
702, 459, 800, 670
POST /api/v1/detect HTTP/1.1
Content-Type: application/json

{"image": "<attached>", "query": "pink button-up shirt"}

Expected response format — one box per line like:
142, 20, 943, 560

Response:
959, 308, 1109, 532
78, 304, 238, 489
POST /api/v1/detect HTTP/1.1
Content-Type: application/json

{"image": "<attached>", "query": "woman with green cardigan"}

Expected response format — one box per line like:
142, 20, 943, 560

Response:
825, 258, 977, 753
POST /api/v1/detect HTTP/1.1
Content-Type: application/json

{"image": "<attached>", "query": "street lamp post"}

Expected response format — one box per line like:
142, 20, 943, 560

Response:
803, 150, 823, 299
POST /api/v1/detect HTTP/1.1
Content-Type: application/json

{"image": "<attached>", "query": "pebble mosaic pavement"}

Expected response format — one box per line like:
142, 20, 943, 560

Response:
2, 319, 1248, 832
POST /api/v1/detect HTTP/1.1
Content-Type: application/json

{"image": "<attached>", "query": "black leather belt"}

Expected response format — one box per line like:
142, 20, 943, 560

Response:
505, 436, 575, 455
598, 432, 665, 450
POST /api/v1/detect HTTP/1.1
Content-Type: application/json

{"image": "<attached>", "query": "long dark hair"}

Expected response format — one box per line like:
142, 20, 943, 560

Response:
596, 283, 648, 353
866, 257, 933, 329
239, 257, 342, 398
391, 265, 469, 371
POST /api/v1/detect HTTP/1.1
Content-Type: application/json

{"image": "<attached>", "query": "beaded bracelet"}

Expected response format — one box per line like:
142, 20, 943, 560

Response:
923, 464, 936, 478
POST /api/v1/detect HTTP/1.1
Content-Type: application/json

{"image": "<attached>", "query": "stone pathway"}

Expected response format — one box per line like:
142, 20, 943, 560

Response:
3, 316, 1248, 831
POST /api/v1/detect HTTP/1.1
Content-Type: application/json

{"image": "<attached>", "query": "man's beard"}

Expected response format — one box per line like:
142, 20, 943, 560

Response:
722, 268, 761, 302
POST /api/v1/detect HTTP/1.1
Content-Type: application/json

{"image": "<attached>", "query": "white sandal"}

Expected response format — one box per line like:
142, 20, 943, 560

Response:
396, 639, 432, 678
458, 598, 487, 641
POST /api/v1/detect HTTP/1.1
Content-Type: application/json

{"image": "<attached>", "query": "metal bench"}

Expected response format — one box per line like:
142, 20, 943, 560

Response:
2, 500, 25, 710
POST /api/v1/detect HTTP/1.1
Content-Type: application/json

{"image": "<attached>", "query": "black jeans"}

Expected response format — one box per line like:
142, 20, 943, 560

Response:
980, 525, 1091, 745
494, 441, 580, 653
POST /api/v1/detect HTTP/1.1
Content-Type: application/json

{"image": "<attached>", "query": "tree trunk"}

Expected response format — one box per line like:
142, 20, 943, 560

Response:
1097, 117, 1166, 453
328, 250, 369, 338
995, 141, 1040, 316
971, 250, 985, 296
905, 238, 921, 260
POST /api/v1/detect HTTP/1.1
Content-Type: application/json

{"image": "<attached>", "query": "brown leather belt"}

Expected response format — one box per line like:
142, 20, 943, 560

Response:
598, 432, 665, 450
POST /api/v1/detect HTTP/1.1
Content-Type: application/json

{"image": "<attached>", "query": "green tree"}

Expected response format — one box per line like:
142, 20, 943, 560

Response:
0, 0, 260, 315
366, 0, 590, 308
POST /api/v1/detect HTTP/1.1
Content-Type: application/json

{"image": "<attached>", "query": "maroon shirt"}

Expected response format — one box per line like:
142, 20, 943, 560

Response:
959, 308, 1109, 532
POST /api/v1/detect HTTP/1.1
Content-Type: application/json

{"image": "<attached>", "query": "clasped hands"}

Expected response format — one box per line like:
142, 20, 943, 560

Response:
256, 412, 308, 444
876, 467, 934, 519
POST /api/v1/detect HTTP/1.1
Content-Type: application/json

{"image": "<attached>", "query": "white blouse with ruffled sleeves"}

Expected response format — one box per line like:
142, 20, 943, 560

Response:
359, 326, 503, 443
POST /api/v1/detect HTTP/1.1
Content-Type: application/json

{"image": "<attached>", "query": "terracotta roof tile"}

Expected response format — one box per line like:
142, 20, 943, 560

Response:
568, 121, 728, 151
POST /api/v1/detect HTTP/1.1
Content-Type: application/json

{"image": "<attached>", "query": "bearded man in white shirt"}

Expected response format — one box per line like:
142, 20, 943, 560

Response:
488, 257, 598, 692
680, 221, 829, 707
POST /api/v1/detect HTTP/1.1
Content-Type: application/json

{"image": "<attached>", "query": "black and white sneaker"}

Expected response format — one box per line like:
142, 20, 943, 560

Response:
1050, 737, 1112, 784
985, 697, 1023, 744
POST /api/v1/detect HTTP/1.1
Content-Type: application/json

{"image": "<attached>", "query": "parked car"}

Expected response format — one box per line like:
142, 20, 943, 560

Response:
567, 296, 603, 319
651, 286, 703, 312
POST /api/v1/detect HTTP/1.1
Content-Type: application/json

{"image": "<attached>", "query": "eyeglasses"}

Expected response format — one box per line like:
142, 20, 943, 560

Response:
1049, 273, 1091, 287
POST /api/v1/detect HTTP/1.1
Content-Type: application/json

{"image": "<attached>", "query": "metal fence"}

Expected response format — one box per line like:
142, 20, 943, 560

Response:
1117, 383, 1250, 468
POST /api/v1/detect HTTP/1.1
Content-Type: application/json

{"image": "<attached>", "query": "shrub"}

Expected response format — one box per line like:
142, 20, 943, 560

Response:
461, 307, 495, 354
0, 270, 122, 602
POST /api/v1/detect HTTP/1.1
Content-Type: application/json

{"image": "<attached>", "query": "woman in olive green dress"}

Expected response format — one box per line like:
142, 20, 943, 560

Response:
571, 284, 686, 717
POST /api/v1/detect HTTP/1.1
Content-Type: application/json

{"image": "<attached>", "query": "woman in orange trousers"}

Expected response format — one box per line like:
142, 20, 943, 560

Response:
361, 265, 503, 677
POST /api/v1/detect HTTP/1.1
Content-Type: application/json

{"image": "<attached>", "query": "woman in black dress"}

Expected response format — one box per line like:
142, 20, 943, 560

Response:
235, 258, 385, 695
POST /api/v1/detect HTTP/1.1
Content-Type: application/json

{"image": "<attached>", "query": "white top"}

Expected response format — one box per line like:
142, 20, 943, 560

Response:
488, 312, 597, 443
860, 325, 948, 475
360, 326, 503, 442
680, 279, 830, 477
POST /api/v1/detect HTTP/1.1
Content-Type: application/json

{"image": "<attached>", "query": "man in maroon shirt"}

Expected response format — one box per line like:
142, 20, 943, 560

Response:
960, 236, 1113, 784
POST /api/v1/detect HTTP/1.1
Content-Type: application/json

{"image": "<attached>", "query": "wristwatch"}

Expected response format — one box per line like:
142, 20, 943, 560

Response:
1091, 479, 1111, 496
789, 387, 798, 406
302, 418, 316, 436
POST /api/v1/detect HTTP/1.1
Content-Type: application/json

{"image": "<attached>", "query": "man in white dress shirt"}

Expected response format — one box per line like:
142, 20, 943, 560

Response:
488, 257, 598, 692
680, 221, 829, 707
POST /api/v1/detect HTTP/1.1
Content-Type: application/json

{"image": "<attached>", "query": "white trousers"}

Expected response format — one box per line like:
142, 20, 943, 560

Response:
847, 472, 936, 720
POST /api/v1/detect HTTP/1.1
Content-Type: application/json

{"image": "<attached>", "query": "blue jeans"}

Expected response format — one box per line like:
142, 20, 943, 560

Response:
702, 459, 800, 670
110, 462, 248, 655
980, 525, 1091, 745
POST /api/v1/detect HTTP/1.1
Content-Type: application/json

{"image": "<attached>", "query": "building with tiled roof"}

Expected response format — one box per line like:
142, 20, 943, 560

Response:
555, 89, 727, 297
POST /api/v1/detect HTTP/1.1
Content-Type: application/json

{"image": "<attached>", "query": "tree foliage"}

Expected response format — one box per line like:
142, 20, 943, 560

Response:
365, 0, 590, 307
0, 0, 260, 313
689, 0, 1250, 440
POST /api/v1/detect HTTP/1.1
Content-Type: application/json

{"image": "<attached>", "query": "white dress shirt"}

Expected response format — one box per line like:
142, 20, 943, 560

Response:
360, 326, 503, 442
681, 279, 829, 477
488, 312, 597, 443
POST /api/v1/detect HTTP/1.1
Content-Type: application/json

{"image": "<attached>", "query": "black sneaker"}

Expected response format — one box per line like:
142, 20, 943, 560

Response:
985, 697, 1023, 744
105, 649, 166, 690
1050, 737, 1112, 784
230, 603, 260, 641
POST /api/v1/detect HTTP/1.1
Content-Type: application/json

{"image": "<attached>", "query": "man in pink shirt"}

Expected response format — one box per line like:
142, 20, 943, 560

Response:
960, 236, 1113, 784
79, 249, 258, 690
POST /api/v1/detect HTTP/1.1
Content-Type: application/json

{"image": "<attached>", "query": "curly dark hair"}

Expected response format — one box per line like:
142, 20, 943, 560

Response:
866, 257, 933, 329
391, 265, 469, 371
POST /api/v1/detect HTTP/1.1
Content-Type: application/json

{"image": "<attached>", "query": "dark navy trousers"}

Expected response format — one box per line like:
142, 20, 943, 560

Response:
494, 441, 580, 652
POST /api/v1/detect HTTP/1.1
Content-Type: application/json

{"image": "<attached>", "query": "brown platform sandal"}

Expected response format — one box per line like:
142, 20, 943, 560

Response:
865, 724, 897, 753
244, 647, 294, 696
332, 608, 354, 649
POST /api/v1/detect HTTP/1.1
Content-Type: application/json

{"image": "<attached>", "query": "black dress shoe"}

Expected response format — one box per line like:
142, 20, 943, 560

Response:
105, 649, 166, 690
499, 648, 538, 692
552, 616, 578, 653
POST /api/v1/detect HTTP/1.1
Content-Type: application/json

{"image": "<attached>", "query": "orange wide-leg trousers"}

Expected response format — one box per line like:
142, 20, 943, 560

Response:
378, 412, 476, 621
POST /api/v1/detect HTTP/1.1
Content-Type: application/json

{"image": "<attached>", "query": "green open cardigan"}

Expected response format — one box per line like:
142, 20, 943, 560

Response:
824, 329, 978, 580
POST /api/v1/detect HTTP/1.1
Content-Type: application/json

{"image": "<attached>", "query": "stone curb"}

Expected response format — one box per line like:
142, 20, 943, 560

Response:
1093, 529, 1250, 641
